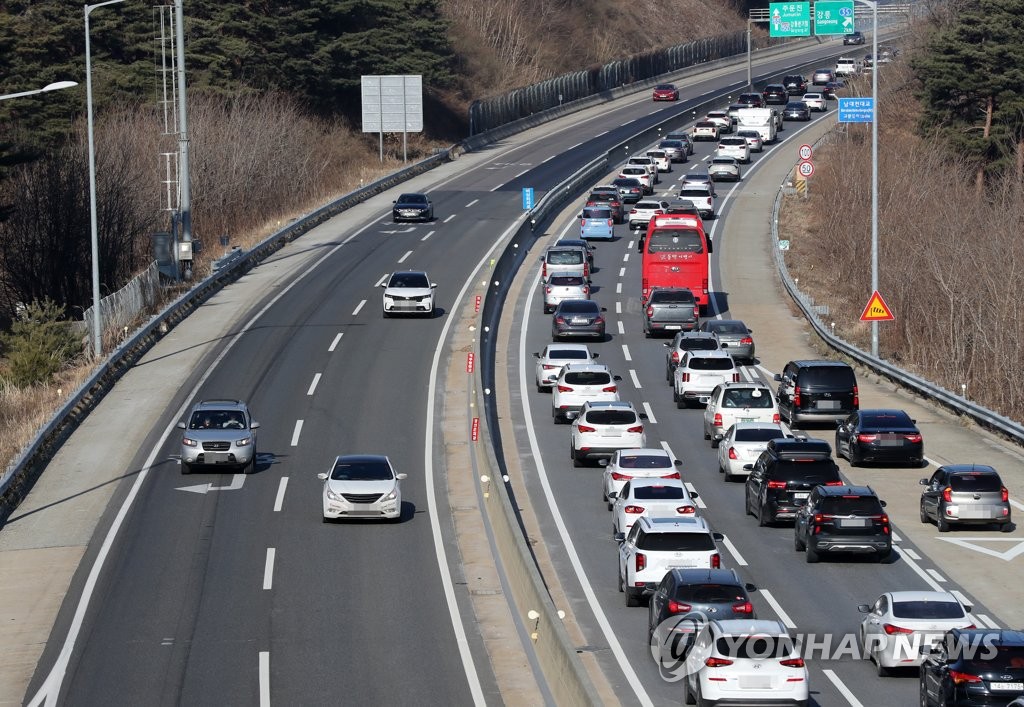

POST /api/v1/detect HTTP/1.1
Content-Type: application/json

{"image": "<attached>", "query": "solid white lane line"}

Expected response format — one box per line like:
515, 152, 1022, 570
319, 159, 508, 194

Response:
352, 299, 366, 316
398, 250, 413, 263
642, 402, 657, 424
259, 652, 270, 707
822, 669, 865, 707
540, 154, 555, 164
760, 589, 797, 629
622, 344, 632, 361
720, 535, 748, 566
686, 482, 707, 509
619, 267, 626, 277
1011, 499, 1024, 512
617, 320, 625, 335
273, 477, 288, 512
616, 283, 622, 294
291, 420, 303, 446
443, 214, 456, 223
630, 370, 642, 389
512, 167, 531, 180
594, 130, 608, 137
893, 546, 945, 591
568, 141, 583, 149
902, 547, 921, 561
375, 274, 389, 287
465, 198, 478, 208
328, 333, 343, 352
616, 301, 622, 314
927, 569, 947, 583
263, 548, 276, 590
421, 230, 435, 242
307, 373, 321, 396
490, 182, 502, 192
661, 441, 678, 462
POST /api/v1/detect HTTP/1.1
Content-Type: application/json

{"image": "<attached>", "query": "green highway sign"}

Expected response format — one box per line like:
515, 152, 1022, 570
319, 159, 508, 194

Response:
769, 2, 811, 37
814, 0, 856, 35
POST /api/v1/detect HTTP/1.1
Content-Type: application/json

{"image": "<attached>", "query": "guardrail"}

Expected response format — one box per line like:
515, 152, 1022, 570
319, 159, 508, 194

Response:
770, 135, 1024, 443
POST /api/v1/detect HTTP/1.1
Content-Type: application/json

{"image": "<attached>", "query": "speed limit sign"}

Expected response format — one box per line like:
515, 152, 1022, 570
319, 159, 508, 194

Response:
798, 160, 814, 177
798, 143, 812, 161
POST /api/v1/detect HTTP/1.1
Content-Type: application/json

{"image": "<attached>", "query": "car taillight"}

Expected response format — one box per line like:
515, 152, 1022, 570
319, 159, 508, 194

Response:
542, 263, 547, 278
693, 306, 700, 317
624, 505, 645, 514
1002, 487, 1010, 502
557, 385, 573, 393
740, 337, 753, 345
646, 307, 654, 317
825, 480, 844, 486
702, 278, 709, 294
942, 486, 952, 502
576, 424, 596, 433
732, 373, 740, 382
767, 480, 787, 489
711, 553, 721, 568
671, 351, 680, 363
602, 385, 617, 393
780, 657, 805, 668
904, 433, 922, 443
705, 657, 733, 668
857, 434, 878, 443
772, 413, 780, 423
630, 208, 638, 214
668, 600, 692, 614
607, 219, 613, 226
636, 553, 646, 571
545, 287, 552, 294
580, 219, 587, 226
676, 505, 696, 515
882, 623, 913, 635
662, 472, 681, 479
733, 601, 754, 614
793, 386, 801, 406
627, 425, 644, 433
582, 287, 589, 295
950, 670, 982, 685
728, 448, 738, 460
681, 373, 690, 382
611, 472, 632, 481
542, 364, 559, 370
713, 414, 722, 426
584, 263, 590, 277
853, 384, 859, 407
880, 513, 890, 533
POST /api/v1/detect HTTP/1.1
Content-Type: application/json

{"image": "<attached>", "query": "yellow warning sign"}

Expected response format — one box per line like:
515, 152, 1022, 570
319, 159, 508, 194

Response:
860, 290, 895, 322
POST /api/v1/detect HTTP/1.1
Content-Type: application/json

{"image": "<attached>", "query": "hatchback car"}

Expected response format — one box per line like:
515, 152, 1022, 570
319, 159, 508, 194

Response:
648, 569, 757, 648
762, 84, 790, 105
551, 363, 620, 423
653, 83, 679, 101
178, 399, 260, 474
570, 400, 647, 467
794, 484, 892, 562
920, 629, 1024, 706
578, 206, 614, 241
542, 273, 590, 314
736, 129, 764, 153
533, 343, 596, 391
919, 465, 1012, 532
707, 157, 741, 182
692, 121, 721, 142
381, 270, 436, 317
802, 92, 827, 111
718, 422, 791, 481
737, 92, 764, 108
679, 172, 716, 192
628, 199, 670, 232
812, 68, 835, 85
665, 131, 695, 155
716, 136, 751, 163
858, 591, 975, 676
618, 166, 653, 194
664, 331, 722, 382
646, 149, 671, 173
699, 319, 755, 363
835, 409, 923, 466
603, 448, 682, 510
612, 478, 698, 537
657, 139, 687, 162
745, 438, 842, 525
318, 454, 406, 521
783, 101, 811, 121
610, 177, 644, 204
705, 111, 733, 133
703, 382, 780, 446
391, 192, 433, 222
552, 299, 605, 341
626, 156, 659, 183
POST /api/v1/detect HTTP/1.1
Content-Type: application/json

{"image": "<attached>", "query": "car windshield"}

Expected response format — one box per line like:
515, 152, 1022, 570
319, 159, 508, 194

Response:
891, 600, 965, 620
647, 229, 704, 253
679, 188, 712, 198
612, 180, 639, 188
330, 458, 393, 481
397, 194, 427, 204
861, 411, 913, 427
711, 159, 736, 166
389, 273, 429, 288
548, 349, 589, 361
623, 168, 647, 176
963, 646, 1024, 672
660, 141, 682, 148
716, 636, 796, 659
633, 485, 686, 500
582, 208, 611, 219
706, 321, 748, 335
800, 367, 856, 387
617, 454, 671, 469
770, 460, 839, 482
949, 473, 1002, 492
558, 301, 598, 314
585, 410, 636, 425
678, 337, 719, 351
636, 202, 663, 211
816, 496, 883, 515
677, 583, 746, 603
547, 250, 584, 265
637, 532, 715, 551
734, 428, 786, 442
563, 371, 611, 386
549, 275, 586, 287
723, 388, 772, 408
189, 411, 245, 430
687, 357, 733, 371
656, 84, 675, 90
650, 291, 694, 304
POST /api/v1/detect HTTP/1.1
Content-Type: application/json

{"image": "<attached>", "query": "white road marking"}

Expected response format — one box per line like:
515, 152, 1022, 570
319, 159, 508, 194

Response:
273, 477, 288, 513
617, 320, 625, 335
893, 546, 945, 591
568, 141, 583, 149
686, 482, 707, 509
822, 669, 864, 707
490, 182, 502, 192
642, 402, 657, 424
622, 253, 630, 263
443, 214, 456, 223
622, 344, 632, 361
630, 370, 641, 389
927, 569, 947, 583
421, 230, 435, 242
975, 613, 999, 629
594, 130, 608, 137
616, 301, 622, 314
616, 282, 622, 294
720, 535, 748, 566
259, 652, 270, 707
263, 548, 276, 590
375, 274, 390, 287
328, 333, 343, 351
902, 547, 921, 561
760, 589, 797, 629
513, 167, 531, 179
891, 531, 902, 542
1011, 499, 1024, 512
291, 420, 303, 446
627, 240, 634, 250
619, 267, 626, 277
398, 250, 413, 264
661, 441, 678, 462
352, 299, 366, 316
307, 373, 321, 396
465, 198, 478, 208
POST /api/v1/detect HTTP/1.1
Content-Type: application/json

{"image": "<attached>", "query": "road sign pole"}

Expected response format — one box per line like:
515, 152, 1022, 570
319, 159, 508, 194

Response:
870, 0, 879, 357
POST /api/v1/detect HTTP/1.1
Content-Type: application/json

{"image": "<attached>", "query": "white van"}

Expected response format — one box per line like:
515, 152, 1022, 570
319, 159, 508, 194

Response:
734, 107, 777, 144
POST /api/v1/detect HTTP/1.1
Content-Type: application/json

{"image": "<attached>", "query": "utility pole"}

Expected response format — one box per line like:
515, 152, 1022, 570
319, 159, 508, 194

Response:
175, 0, 193, 279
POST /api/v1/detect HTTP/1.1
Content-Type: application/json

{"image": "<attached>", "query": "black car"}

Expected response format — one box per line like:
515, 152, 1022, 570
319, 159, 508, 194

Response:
737, 92, 764, 107
745, 438, 842, 525
647, 568, 757, 645
586, 190, 625, 224
610, 177, 645, 204
794, 485, 891, 562
775, 360, 859, 426
782, 74, 808, 93
762, 84, 789, 105
920, 629, 1024, 706
823, 80, 845, 99
782, 101, 811, 121
835, 409, 923, 466
843, 30, 865, 45
392, 193, 433, 222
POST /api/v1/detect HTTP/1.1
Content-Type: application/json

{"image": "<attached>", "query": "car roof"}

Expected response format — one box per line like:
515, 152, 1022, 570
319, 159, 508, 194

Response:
629, 477, 685, 489
391, 269, 428, 277
885, 590, 960, 603
545, 343, 592, 353
940, 464, 999, 475
617, 448, 671, 458
685, 349, 733, 359
670, 568, 742, 585
582, 400, 635, 411
560, 362, 609, 374
946, 629, 1024, 647
813, 484, 876, 497
791, 359, 852, 368
638, 516, 710, 532
197, 398, 246, 410
767, 438, 832, 457
719, 381, 771, 390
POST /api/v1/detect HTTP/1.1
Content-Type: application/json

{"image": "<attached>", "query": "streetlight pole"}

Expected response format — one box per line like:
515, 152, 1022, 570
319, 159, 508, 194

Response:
0, 81, 78, 103
85, 0, 125, 358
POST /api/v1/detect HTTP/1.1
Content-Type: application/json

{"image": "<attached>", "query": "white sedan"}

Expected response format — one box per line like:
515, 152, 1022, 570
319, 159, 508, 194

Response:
319, 454, 406, 521
717, 422, 791, 481
533, 343, 596, 391
802, 93, 827, 111
603, 448, 682, 510
381, 270, 436, 317
858, 591, 975, 675
612, 477, 698, 537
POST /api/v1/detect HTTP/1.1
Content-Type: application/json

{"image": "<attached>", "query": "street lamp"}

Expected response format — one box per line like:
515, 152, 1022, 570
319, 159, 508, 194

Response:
85, 0, 126, 357
0, 81, 78, 103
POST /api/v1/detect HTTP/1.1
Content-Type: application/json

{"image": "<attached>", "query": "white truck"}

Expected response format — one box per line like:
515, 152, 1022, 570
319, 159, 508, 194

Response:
734, 107, 777, 144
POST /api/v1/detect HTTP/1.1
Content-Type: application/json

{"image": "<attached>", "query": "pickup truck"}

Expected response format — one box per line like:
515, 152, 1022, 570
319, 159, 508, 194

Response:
643, 288, 699, 337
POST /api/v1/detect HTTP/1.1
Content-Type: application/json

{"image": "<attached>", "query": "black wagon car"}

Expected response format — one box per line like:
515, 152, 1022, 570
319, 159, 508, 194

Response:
392, 193, 433, 222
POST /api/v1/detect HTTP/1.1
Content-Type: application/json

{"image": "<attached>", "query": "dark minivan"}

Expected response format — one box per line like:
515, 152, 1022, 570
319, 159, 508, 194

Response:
745, 438, 842, 525
775, 360, 858, 426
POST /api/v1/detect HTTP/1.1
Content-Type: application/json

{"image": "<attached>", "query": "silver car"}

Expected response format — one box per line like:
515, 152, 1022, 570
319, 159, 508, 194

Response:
657, 139, 687, 162
707, 157, 741, 182
919, 465, 1013, 532
178, 399, 260, 474
699, 319, 755, 363
802, 93, 827, 111
543, 273, 589, 313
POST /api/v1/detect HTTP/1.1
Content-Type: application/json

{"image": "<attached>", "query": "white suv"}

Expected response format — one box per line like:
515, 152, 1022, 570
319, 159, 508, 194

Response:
551, 363, 621, 424
628, 199, 670, 231
626, 156, 659, 183
603, 448, 682, 510
680, 620, 808, 707
645, 149, 671, 173
570, 401, 647, 467
617, 516, 721, 607
612, 478, 698, 537
673, 350, 739, 408
702, 382, 780, 446
715, 136, 751, 164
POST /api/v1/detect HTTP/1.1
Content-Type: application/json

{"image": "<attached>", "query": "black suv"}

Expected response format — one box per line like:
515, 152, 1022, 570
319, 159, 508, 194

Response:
737, 92, 764, 107
761, 84, 789, 105
782, 74, 807, 93
647, 568, 757, 647
775, 360, 859, 426
745, 438, 842, 525
843, 30, 865, 45
920, 629, 1024, 706
794, 485, 891, 562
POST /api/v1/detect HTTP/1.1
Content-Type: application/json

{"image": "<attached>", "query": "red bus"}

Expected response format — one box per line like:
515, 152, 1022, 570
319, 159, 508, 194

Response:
641, 214, 713, 311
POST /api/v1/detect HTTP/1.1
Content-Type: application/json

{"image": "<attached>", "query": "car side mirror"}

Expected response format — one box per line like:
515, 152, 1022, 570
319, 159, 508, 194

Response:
613, 375, 623, 381
743, 464, 754, 471
836, 419, 844, 427
911, 418, 917, 424
857, 604, 870, 613
598, 458, 609, 467
176, 421, 186, 429
317, 473, 328, 481
773, 373, 783, 381
664, 342, 672, 348
577, 213, 583, 218
608, 491, 618, 499
431, 283, 437, 288
600, 307, 607, 312
396, 473, 408, 480
591, 353, 600, 359
880, 500, 887, 507
713, 433, 723, 441
379, 282, 388, 288
745, 583, 758, 592
690, 491, 699, 499
919, 478, 930, 485
639, 413, 649, 420
533, 352, 541, 358
674, 460, 683, 467
707, 238, 713, 253
712, 532, 725, 541
919, 645, 932, 656
392, 200, 397, 204
250, 421, 260, 429
614, 532, 626, 543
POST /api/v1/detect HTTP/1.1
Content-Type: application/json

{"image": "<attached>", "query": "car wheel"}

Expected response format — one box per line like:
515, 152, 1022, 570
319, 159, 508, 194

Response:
537, 383, 545, 393
710, 437, 719, 449
794, 531, 806, 551
757, 503, 769, 527
322, 515, 332, 523
920, 502, 930, 524
666, 365, 673, 384
607, 499, 614, 512
181, 461, 192, 475
745, 491, 754, 517
876, 656, 890, 677
625, 587, 642, 608
805, 546, 820, 563
849, 446, 860, 467
383, 310, 391, 319
683, 677, 696, 705
695, 683, 710, 707
877, 548, 892, 562
919, 678, 931, 707
937, 512, 950, 533
1001, 521, 1015, 533
572, 446, 584, 468
836, 434, 845, 460
618, 567, 624, 593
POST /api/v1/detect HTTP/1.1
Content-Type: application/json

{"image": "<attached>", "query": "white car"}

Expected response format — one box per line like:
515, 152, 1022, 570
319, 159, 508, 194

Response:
703, 382, 780, 446
603, 448, 682, 510
542, 273, 589, 314
717, 422, 791, 481
617, 516, 721, 607
692, 122, 721, 141
736, 129, 764, 152
626, 156, 659, 183
381, 270, 436, 317
612, 478, 698, 537
705, 110, 733, 133
645, 149, 671, 173
628, 199, 670, 231
533, 343, 596, 391
618, 166, 653, 194
318, 454, 406, 521
835, 57, 861, 76
681, 620, 808, 707
551, 363, 621, 423
677, 185, 717, 220
716, 136, 751, 163
707, 157, 741, 182
802, 93, 827, 111
858, 591, 975, 675
570, 400, 647, 467
673, 350, 739, 407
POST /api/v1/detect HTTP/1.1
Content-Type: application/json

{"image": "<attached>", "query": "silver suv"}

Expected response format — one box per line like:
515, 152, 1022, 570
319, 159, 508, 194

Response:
178, 399, 260, 474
